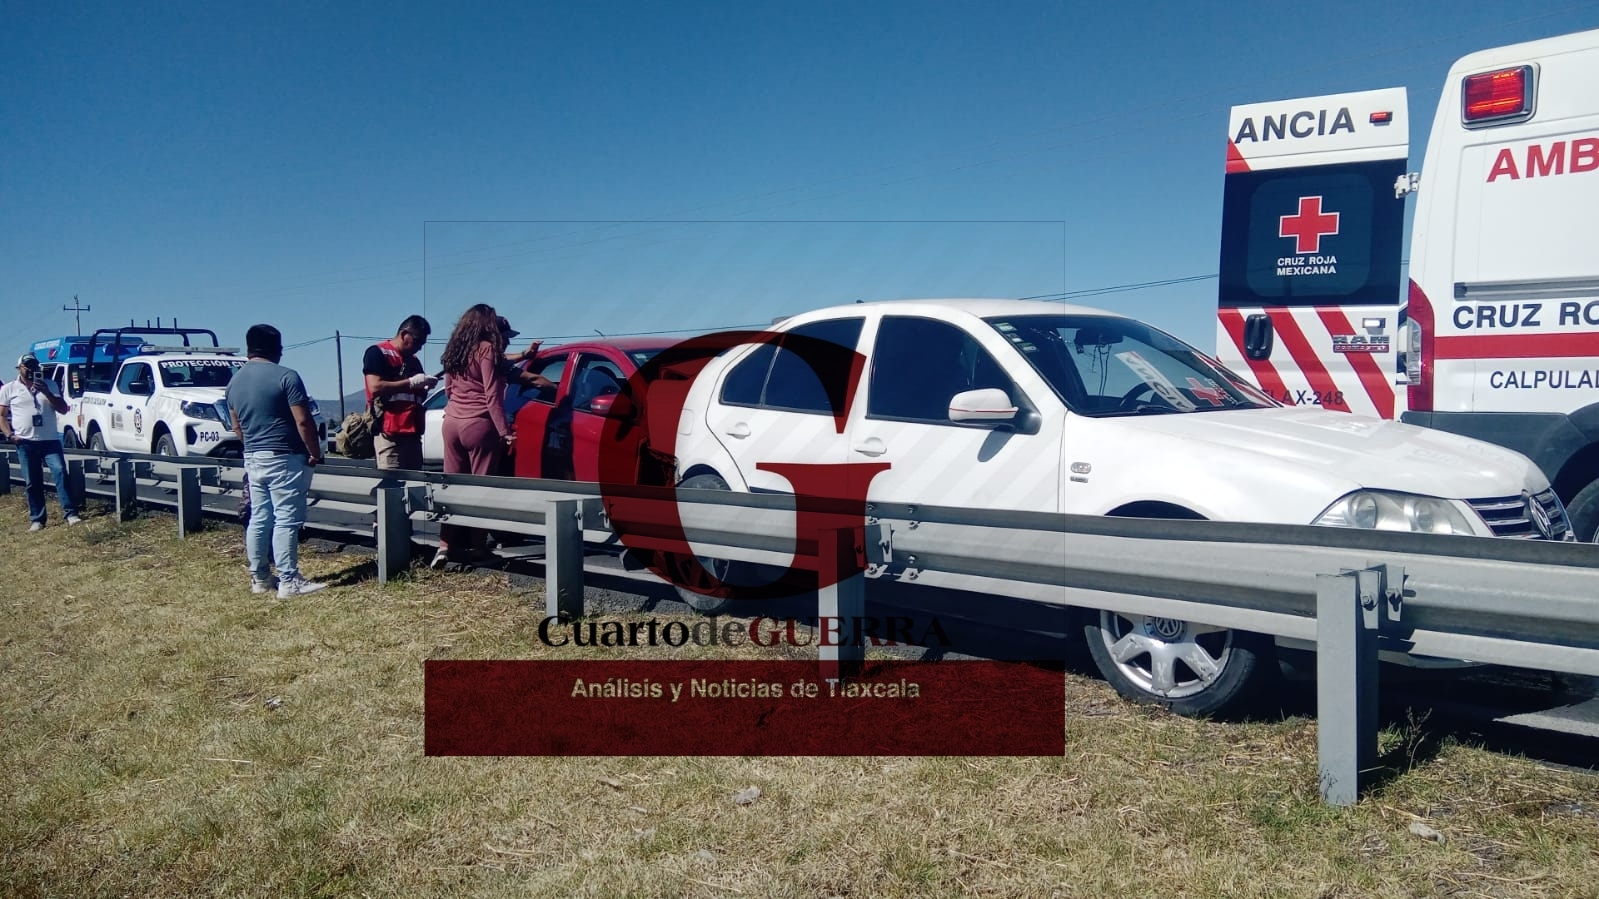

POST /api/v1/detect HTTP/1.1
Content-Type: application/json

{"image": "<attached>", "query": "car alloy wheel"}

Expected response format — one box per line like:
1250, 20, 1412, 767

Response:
1096, 611, 1233, 699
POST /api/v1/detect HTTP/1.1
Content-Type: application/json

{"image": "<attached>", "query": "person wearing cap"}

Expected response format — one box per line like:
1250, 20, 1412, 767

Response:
362, 315, 437, 470
495, 315, 555, 391
0, 353, 82, 530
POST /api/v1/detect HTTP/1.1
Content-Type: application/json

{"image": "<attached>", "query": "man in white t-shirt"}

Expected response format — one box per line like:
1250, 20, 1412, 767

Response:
0, 353, 82, 531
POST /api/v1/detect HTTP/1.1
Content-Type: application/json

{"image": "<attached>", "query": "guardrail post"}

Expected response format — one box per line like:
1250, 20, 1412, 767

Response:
113, 458, 137, 521
0, 452, 9, 495
177, 467, 203, 537
818, 526, 866, 682
65, 459, 86, 509
545, 498, 584, 621
1316, 567, 1384, 806
376, 485, 411, 584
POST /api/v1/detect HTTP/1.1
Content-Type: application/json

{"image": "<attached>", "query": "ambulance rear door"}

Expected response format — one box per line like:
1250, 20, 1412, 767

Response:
1216, 88, 1409, 418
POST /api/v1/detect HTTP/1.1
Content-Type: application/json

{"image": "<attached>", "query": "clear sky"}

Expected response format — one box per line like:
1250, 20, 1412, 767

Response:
5, 0, 1596, 401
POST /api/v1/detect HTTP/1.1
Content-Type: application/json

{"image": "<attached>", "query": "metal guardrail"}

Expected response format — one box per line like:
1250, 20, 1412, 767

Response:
4, 446, 1598, 805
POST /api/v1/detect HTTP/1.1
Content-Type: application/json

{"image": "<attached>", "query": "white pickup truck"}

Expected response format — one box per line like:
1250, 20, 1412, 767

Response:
78, 329, 325, 457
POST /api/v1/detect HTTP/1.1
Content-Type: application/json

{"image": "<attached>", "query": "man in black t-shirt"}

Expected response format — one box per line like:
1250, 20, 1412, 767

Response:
362, 315, 436, 470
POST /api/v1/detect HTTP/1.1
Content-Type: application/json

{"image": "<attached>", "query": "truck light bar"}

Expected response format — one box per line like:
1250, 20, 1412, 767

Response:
141, 345, 241, 355
1463, 65, 1535, 126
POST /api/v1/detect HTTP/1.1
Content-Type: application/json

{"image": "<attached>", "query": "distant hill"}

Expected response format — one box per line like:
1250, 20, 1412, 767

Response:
315, 390, 367, 423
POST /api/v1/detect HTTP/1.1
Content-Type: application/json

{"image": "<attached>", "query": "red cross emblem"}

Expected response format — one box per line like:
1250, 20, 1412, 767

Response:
1278, 196, 1340, 254
1185, 378, 1228, 407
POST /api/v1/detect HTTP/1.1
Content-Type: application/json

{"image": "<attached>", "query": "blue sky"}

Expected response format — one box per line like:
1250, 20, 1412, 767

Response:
5, 0, 1596, 400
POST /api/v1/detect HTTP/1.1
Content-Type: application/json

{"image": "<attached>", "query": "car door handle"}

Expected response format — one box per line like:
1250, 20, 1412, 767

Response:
852, 437, 886, 456
724, 422, 751, 439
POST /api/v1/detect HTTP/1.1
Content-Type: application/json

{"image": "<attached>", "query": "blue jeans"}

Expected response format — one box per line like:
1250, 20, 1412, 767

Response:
17, 439, 77, 525
244, 451, 309, 582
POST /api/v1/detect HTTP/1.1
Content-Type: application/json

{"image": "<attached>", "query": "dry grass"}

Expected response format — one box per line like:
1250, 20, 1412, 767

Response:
1, 493, 1597, 898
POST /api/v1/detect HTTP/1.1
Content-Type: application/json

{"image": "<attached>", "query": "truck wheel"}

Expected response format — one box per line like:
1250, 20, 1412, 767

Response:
62, 429, 81, 449
1566, 479, 1599, 544
671, 472, 746, 615
88, 431, 106, 452
1083, 611, 1277, 718
155, 432, 178, 456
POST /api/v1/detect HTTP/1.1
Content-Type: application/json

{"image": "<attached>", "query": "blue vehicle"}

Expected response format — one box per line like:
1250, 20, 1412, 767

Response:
27, 335, 149, 447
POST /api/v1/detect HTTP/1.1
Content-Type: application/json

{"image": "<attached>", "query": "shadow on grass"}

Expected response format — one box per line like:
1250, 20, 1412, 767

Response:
321, 557, 379, 588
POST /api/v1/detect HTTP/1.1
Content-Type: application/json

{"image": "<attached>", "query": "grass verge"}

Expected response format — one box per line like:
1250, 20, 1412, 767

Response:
1, 495, 1597, 898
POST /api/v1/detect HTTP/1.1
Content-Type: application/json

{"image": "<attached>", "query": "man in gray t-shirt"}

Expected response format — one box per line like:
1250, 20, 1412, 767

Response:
225, 324, 328, 599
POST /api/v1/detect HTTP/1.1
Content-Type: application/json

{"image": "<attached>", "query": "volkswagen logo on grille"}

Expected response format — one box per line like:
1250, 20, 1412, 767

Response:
1524, 491, 1554, 539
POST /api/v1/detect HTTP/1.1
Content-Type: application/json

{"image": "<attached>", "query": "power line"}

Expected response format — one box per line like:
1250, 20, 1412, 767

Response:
283, 335, 338, 350
1021, 274, 1220, 302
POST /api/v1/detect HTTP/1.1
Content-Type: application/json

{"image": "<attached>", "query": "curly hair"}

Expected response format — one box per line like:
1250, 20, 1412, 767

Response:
439, 304, 505, 375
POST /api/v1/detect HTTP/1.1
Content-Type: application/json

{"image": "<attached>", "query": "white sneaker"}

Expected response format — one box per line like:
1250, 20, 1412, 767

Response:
251, 578, 277, 594
28, 522, 44, 533
277, 576, 328, 599
66, 515, 83, 525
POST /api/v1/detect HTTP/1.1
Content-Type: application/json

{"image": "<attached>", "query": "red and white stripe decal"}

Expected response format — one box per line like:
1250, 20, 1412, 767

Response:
1435, 332, 1599, 359
1225, 140, 1251, 173
1217, 308, 1289, 399
1315, 307, 1395, 418
1217, 306, 1402, 417
1264, 309, 1353, 413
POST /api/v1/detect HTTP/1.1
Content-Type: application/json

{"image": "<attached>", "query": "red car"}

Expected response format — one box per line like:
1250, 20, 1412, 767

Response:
510, 337, 678, 483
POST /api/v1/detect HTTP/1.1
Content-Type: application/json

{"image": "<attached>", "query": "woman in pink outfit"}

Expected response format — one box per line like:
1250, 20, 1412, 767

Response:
434, 303, 514, 566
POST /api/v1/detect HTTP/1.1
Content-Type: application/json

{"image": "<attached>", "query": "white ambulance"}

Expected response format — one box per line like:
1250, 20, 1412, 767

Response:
1216, 28, 1599, 542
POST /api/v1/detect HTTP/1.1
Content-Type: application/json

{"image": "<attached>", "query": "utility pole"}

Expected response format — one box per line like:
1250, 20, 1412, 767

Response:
64, 295, 90, 334
335, 331, 346, 419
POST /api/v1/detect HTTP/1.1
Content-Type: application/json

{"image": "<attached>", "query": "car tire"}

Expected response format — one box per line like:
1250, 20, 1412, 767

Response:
62, 429, 82, 449
1083, 611, 1277, 718
88, 430, 106, 452
155, 432, 178, 456
670, 472, 747, 615
1566, 478, 1599, 544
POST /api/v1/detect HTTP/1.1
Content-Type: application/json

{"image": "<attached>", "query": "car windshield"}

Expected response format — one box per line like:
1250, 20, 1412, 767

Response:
983, 314, 1279, 417
158, 359, 244, 388
628, 348, 670, 371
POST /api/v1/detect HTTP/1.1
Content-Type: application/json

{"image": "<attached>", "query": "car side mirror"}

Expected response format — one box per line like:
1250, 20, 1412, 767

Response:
588, 392, 634, 419
948, 388, 1017, 424
131, 380, 152, 396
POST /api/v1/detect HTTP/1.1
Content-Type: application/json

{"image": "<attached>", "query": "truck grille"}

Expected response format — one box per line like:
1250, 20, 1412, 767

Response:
1468, 490, 1571, 540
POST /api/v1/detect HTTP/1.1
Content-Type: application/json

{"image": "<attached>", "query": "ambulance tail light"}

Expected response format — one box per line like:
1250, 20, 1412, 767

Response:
1405, 280, 1434, 412
1462, 65, 1535, 126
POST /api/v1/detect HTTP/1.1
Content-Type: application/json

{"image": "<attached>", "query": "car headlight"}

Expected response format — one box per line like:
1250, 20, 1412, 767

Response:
1312, 490, 1478, 535
181, 400, 222, 421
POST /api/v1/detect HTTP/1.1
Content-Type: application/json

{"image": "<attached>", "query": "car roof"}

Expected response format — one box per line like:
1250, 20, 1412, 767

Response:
780, 298, 1125, 323
542, 336, 680, 354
